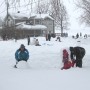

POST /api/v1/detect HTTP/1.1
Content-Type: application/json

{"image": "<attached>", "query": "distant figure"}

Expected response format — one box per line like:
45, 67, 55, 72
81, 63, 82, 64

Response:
2, 34, 7, 41
35, 39, 41, 46
84, 34, 87, 39
56, 36, 61, 42
48, 33, 51, 41
70, 46, 85, 68
80, 32, 82, 37
15, 44, 29, 68
45, 34, 48, 41
76, 33, 79, 39
72, 35, 75, 39
27, 36, 30, 45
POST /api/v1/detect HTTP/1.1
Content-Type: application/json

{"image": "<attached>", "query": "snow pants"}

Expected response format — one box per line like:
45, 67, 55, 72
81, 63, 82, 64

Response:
76, 48, 85, 68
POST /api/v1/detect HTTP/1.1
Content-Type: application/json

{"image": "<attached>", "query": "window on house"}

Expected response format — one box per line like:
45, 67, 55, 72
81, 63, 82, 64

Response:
26, 20, 30, 24
35, 20, 40, 24
26, 20, 34, 25
8, 19, 10, 21
30, 20, 34, 25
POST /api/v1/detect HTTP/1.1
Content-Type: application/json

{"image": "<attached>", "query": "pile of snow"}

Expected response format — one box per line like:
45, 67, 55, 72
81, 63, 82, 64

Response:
0, 36, 90, 90
16, 61, 30, 69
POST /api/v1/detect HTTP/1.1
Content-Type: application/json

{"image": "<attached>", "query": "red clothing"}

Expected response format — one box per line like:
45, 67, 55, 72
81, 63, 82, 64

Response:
63, 49, 69, 63
61, 49, 72, 70
61, 61, 72, 70
71, 60, 76, 67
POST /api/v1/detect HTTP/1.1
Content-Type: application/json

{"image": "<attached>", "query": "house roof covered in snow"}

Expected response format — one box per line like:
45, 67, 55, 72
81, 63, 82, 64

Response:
29, 13, 54, 20
11, 13, 29, 20
4, 12, 29, 20
16, 23, 47, 30
4, 12, 54, 21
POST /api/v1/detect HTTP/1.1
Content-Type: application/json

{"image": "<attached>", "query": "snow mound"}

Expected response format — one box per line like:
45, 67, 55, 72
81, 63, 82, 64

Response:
16, 61, 30, 69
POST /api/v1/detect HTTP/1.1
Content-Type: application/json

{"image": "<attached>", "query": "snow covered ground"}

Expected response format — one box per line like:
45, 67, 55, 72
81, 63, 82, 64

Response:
0, 36, 90, 90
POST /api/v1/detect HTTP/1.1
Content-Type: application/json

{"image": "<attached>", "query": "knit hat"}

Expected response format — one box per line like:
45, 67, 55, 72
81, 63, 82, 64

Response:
70, 47, 74, 51
63, 49, 67, 53
20, 44, 25, 48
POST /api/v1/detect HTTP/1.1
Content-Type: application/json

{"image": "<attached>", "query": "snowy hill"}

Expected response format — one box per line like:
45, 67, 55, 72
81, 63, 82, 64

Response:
0, 36, 90, 90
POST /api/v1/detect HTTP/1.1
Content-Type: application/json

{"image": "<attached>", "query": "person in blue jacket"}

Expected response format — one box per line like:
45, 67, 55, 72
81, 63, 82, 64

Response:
15, 44, 29, 67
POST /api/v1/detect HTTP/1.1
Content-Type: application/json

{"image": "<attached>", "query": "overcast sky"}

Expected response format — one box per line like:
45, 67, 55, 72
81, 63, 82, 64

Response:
63, 0, 84, 31
0, 0, 88, 33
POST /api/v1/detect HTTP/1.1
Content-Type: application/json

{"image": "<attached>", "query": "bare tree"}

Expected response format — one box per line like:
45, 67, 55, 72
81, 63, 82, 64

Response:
35, 0, 50, 14
34, 0, 69, 36
75, 0, 90, 26
50, 0, 69, 35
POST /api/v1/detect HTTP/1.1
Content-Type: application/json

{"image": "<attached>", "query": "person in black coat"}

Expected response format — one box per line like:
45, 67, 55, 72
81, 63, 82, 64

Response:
27, 36, 30, 45
48, 34, 51, 41
69, 46, 85, 68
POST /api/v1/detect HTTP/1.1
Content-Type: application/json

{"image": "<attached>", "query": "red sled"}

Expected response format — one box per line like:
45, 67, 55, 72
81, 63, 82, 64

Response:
61, 61, 72, 70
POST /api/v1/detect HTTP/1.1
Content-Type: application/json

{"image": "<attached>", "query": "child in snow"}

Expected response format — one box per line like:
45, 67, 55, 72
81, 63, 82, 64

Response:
15, 44, 29, 67
35, 39, 41, 46
61, 49, 72, 70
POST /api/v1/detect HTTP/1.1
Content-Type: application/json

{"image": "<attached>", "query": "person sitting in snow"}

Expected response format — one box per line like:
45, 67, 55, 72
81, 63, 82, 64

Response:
56, 36, 61, 42
14, 44, 29, 67
61, 49, 72, 70
69, 47, 85, 68
35, 39, 41, 46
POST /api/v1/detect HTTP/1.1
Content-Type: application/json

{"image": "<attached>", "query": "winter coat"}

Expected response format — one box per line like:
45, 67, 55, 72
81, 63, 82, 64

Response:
70, 47, 85, 60
61, 61, 72, 70
70, 46, 85, 67
74, 47, 85, 60
61, 49, 73, 70
15, 49, 29, 62
35, 40, 39, 46
27, 37, 30, 42
63, 49, 69, 63
48, 34, 51, 41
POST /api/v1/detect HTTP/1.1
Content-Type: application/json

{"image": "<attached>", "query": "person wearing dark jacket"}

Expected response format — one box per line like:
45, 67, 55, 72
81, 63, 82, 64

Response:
48, 34, 51, 41
27, 36, 30, 45
35, 39, 41, 46
15, 44, 29, 67
70, 46, 85, 68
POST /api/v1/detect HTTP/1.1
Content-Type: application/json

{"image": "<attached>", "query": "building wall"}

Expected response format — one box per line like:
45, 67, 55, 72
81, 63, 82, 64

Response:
3, 14, 54, 39
4, 16, 14, 27
15, 19, 27, 24
31, 18, 55, 34
42, 19, 54, 34
35, 19, 41, 25
15, 29, 42, 39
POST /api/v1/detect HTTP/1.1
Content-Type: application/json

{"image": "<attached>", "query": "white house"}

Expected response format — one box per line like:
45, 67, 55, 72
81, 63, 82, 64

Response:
3, 13, 54, 38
